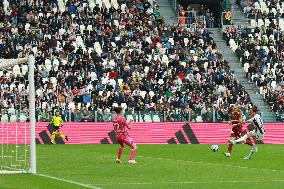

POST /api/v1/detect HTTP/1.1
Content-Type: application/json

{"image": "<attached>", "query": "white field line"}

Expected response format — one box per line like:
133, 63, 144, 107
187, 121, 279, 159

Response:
37, 174, 102, 189
93, 180, 284, 186
137, 155, 284, 174
104, 155, 284, 174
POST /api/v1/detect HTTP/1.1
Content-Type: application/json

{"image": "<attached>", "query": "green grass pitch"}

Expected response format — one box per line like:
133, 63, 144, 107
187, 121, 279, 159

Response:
1, 144, 284, 189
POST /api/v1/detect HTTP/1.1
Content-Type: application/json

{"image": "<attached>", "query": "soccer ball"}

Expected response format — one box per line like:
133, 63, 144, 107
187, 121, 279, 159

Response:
211, 145, 219, 152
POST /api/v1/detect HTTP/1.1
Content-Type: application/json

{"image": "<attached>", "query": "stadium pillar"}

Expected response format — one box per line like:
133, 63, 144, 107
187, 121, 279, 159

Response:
213, 106, 216, 122
28, 54, 36, 174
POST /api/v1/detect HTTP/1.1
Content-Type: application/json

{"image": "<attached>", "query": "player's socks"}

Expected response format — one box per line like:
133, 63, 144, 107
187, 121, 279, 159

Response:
252, 145, 258, 152
244, 145, 258, 160
234, 134, 248, 143
228, 144, 233, 153
51, 134, 55, 143
244, 148, 257, 160
65, 136, 68, 141
117, 147, 124, 160
60, 134, 65, 139
129, 149, 136, 160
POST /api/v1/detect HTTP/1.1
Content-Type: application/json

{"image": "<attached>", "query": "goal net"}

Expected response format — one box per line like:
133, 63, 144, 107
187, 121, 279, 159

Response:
0, 55, 36, 174
0, 122, 30, 173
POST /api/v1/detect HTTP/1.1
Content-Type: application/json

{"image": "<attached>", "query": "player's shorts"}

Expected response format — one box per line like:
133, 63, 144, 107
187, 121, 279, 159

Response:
230, 125, 243, 138
116, 134, 134, 147
252, 128, 265, 140
53, 126, 60, 132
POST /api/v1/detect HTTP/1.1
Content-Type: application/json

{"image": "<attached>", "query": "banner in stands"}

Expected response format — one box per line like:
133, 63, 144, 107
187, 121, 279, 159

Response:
1, 122, 284, 144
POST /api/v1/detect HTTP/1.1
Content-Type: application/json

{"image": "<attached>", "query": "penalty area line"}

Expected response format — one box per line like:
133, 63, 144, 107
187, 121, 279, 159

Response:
37, 173, 102, 189
138, 156, 284, 174
93, 180, 284, 186
104, 154, 284, 174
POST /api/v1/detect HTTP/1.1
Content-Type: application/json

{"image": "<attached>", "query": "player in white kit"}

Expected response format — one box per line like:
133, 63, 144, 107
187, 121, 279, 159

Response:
229, 106, 265, 160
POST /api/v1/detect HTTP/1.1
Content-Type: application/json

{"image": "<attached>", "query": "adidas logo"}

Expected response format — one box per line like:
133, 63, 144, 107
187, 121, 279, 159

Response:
36, 124, 65, 144
100, 124, 199, 144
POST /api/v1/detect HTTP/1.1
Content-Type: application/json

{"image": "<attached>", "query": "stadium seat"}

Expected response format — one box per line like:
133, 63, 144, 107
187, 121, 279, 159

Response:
121, 4, 126, 13
13, 65, 21, 75
152, 114, 161, 122
97, 0, 103, 7
196, 116, 203, 122
144, 66, 150, 74
271, 81, 277, 89
19, 114, 27, 122
10, 114, 17, 122
68, 103, 75, 111
45, 64, 52, 72
140, 91, 146, 99
264, 19, 270, 27
121, 103, 127, 110
10, 83, 16, 91
143, 114, 152, 122
90, 72, 97, 81
250, 19, 256, 27
126, 114, 134, 122
161, 55, 169, 65
87, 25, 93, 31
50, 77, 57, 84
1, 114, 9, 122
257, 19, 264, 27
117, 79, 123, 84
3, 0, 9, 13
158, 79, 164, 85
21, 65, 28, 75
103, 0, 111, 9
168, 38, 174, 45
8, 108, 16, 115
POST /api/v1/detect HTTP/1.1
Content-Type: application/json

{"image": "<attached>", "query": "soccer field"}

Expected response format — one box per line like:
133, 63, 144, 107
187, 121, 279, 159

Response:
0, 144, 284, 189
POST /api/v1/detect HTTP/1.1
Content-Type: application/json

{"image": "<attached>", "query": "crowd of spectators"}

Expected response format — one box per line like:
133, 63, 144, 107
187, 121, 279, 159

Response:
238, 0, 284, 20
0, 0, 253, 123
223, 0, 284, 121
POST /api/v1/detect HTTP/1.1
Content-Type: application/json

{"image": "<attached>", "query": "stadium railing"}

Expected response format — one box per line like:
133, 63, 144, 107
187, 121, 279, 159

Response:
169, 0, 179, 15
0, 108, 232, 123
1, 108, 272, 122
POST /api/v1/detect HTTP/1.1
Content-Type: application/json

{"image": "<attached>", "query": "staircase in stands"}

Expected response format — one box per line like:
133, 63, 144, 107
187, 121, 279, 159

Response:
156, 0, 178, 24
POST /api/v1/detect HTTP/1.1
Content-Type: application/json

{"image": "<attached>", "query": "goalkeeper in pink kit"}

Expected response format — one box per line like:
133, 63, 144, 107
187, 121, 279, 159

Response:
112, 107, 137, 164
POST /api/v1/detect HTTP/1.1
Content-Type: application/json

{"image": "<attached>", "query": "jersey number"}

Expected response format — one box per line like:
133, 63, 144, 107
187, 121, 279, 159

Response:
113, 123, 119, 131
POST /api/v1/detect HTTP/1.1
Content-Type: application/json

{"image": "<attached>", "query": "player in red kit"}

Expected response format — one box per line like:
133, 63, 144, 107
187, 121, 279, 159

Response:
224, 106, 255, 157
113, 107, 137, 164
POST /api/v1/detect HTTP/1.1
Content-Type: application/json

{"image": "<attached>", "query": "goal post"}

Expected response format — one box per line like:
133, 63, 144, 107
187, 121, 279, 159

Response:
0, 54, 36, 174
28, 54, 36, 174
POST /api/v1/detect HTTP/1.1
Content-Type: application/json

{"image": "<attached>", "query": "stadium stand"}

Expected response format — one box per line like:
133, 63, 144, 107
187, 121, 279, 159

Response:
223, 0, 284, 121
0, 0, 253, 122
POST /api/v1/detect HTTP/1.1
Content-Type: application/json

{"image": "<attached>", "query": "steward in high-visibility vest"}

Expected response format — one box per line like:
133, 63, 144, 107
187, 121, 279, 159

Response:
224, 9, 232, 25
